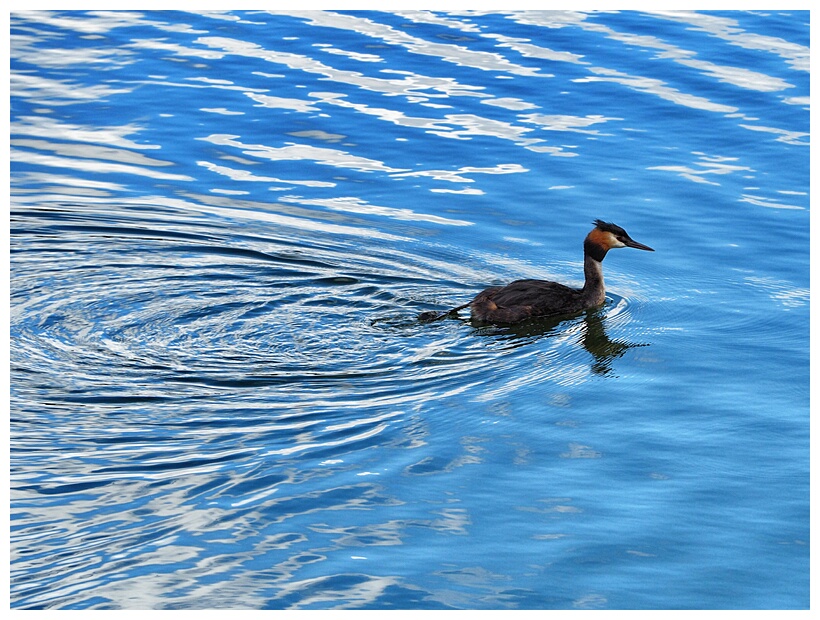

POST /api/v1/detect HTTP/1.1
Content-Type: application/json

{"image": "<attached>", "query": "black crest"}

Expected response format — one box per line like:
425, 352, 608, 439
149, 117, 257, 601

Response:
593, 219, 627, 236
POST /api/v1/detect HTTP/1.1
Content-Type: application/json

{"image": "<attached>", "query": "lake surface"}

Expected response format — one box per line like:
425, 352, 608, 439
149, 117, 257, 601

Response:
9, 10, 809, 610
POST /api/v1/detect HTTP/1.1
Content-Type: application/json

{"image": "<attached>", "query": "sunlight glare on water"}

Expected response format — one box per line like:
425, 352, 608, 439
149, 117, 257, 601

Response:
10, 9, 809, 610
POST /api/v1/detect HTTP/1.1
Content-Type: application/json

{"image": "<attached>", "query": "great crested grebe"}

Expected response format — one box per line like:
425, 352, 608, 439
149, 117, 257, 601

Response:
419, 219, 654, 324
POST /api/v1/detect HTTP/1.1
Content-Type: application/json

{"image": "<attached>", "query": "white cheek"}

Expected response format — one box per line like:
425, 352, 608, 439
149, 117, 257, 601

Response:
606, 233, 626, 248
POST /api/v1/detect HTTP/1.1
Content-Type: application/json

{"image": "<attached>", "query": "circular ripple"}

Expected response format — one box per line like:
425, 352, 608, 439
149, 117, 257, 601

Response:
11, 196, 660, 528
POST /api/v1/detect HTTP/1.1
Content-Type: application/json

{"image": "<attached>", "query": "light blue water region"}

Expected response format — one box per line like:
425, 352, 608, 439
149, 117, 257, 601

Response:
10, 10, 809, 610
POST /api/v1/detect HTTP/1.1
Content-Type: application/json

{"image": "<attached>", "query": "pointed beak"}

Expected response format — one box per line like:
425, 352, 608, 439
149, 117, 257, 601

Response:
624, 237, 654, 251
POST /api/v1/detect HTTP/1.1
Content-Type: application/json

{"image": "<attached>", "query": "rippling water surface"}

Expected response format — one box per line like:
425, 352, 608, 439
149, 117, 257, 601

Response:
10, 10, 809, 609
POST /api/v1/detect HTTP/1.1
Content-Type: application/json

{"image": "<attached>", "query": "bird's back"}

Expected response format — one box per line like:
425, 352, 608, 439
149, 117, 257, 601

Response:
470, 278, 584, 323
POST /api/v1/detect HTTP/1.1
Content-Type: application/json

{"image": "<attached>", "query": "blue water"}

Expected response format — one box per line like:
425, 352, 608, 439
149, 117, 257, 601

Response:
9, 10, 809, 610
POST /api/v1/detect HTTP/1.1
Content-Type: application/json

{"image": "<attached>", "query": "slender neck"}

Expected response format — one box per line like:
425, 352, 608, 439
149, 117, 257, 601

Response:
581, 245, 607, 306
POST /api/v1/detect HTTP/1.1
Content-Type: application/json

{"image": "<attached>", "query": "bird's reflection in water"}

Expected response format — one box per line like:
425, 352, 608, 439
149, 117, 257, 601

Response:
472, 303, 647, 377
578, 307, 647, 376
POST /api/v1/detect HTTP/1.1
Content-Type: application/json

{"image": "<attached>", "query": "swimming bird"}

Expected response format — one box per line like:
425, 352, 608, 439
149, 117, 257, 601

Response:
419, 219, 654, 324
